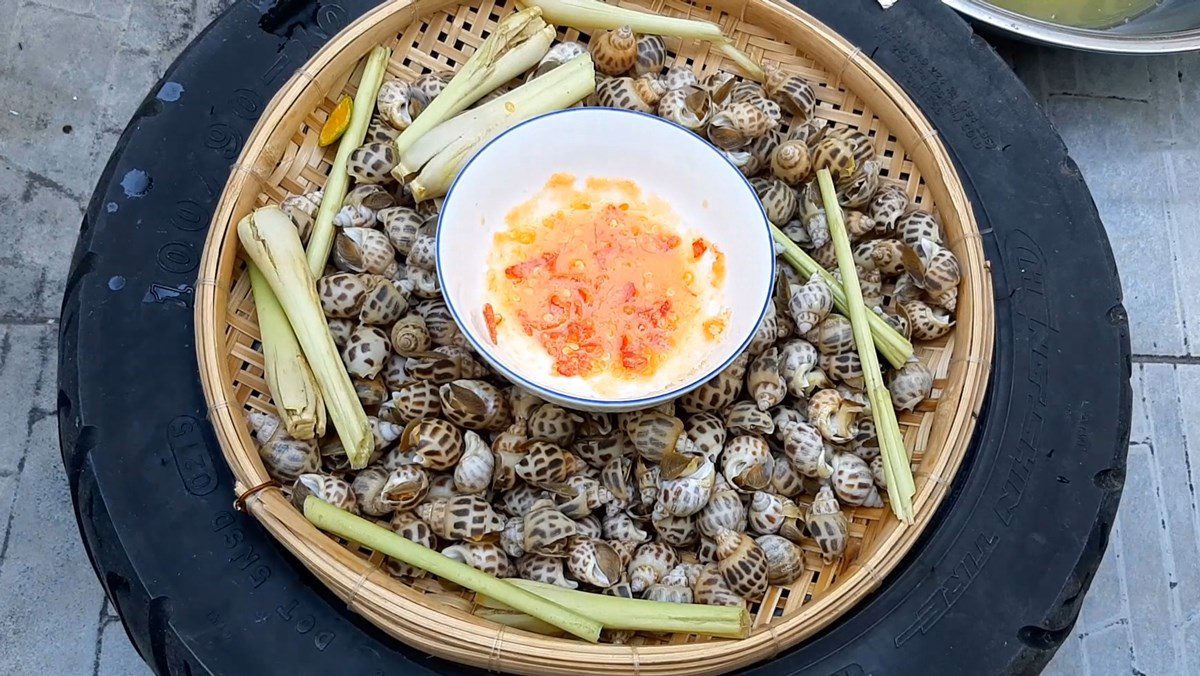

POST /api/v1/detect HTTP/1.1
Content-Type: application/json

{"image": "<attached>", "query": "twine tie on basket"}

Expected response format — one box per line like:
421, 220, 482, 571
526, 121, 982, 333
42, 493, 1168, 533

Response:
347, 559, 383, 611
916, 127, 941, 152
487, 628, 507, 673
229, 163, 269, 192
234, 479, 280, 512
834, 46, 864, 87
208, 397, 231, 416
764, 624, 784, 659
855, 559, 883, 586
951, 356, 990, 370
946, 230, 985, 250
920, 467, 951, 488
629, 644, 641, 675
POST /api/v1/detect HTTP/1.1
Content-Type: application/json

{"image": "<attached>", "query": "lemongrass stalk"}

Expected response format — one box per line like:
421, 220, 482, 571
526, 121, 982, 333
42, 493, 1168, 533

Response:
816, 169, 916, 523
239, 207, 373, 468
399, 53, 595, 176
474, 606, 567, 636
248, 262, 326, 440
393, 8, 554, 158
407, 54, 596, 201
771, 224, 913, 368
489, 579, 750, 638
307, 46, 391, 277
718, 42, 765, 82
518, 0, 765, 81
303, 497, 601, 642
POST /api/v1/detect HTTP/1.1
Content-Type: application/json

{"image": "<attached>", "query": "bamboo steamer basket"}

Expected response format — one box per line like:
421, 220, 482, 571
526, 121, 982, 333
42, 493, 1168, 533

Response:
195, 0, 994, 673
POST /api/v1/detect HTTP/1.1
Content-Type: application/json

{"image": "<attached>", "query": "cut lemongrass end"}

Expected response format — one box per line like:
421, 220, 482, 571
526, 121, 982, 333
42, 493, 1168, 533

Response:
238, 207, 373, 468
518, 0, 764, 80
306, 46, 391, 276
771, 224, 914, 368
406, 53, 597, 200
303, 497, 602, 642
816, 168, 916, 523
492, 579, 751, 639
248, 262, 326, 440
393, 8, 553, 158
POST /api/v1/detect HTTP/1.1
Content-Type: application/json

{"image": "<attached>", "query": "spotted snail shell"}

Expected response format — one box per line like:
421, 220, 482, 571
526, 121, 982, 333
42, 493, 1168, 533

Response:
869, 184, 909, 234
747, 346, 787, 411
694, 563, 747, 609
335, 227, 396, 276
376, 78, 427, 131
526, 404, 584, 446
829, 451, 884, 507
779, 339, 824, 398
627, 411, 686, 463
439, 379, 511, 430
721, 435, 774, 493
770, 139, 812, 186
657, 86, 712, 131
379, 207, 423, 255
632, 35, 666, 76
657, 451, 717, 517
341, 326, 390, 380
523, 499, 578, 556
385, 512, 436, 578
697, 482, 748, 537
566, 536, 623, 588
443, 541, 511, 577
714, 527, 769, 600
725, 400, 775, 437
593, 75, 662, 114
889, 361, 935, 411
756, 534, 804, 585
517, 553, 578, 589
417, 495, 505, 541
751, 176, 797, 225
628, 541, 678, 593
808, 388, 862, 444
346, 142, 400, 184
291, 473, 356, 512
590, 25, 638, 76
644, 566, 694, 604
788, 276, 834, 336
679, 353, 749, 413
686, 412, 727, 463
533, 41, 586, 78
453, 431, 494, 494
807, 484, 849, 563
764, 65, 817, 120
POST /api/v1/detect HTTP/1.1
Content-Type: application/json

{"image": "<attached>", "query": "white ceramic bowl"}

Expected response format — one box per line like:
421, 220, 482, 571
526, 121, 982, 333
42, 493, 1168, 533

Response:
436, 107, 774, 412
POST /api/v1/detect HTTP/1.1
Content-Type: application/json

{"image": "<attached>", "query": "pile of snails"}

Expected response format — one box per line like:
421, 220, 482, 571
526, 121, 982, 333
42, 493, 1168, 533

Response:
257, 25, 957, 625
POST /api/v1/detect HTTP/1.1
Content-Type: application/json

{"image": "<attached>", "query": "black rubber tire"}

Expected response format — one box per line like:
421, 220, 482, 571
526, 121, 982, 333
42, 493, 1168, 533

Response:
59, 0, 1131, 674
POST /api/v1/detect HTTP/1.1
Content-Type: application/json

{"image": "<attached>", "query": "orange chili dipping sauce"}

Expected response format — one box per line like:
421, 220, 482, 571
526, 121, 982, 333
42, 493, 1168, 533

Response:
487, 175, 725, 382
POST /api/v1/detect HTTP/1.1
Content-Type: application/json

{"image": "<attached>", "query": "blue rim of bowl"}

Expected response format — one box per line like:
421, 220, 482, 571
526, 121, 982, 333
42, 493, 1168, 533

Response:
435, 106, 776, 410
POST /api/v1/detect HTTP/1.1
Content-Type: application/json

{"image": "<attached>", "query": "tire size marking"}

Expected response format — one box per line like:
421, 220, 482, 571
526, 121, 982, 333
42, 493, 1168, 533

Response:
875, 23, 1000, 152
212, 510, 273, 589
168, 415, 218, 496
894, 231, 1052, 648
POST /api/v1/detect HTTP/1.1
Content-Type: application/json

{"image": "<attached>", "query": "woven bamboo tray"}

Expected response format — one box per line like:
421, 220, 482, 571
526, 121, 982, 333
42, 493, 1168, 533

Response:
195, 0, 994, 673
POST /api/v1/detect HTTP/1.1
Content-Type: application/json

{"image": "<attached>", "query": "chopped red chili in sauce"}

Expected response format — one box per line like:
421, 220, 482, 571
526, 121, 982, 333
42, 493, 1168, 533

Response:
488, 175, 725, 380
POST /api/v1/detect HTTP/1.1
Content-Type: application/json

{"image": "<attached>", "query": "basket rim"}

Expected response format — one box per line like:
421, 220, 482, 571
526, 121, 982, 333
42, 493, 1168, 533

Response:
194, 0, 995, 671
